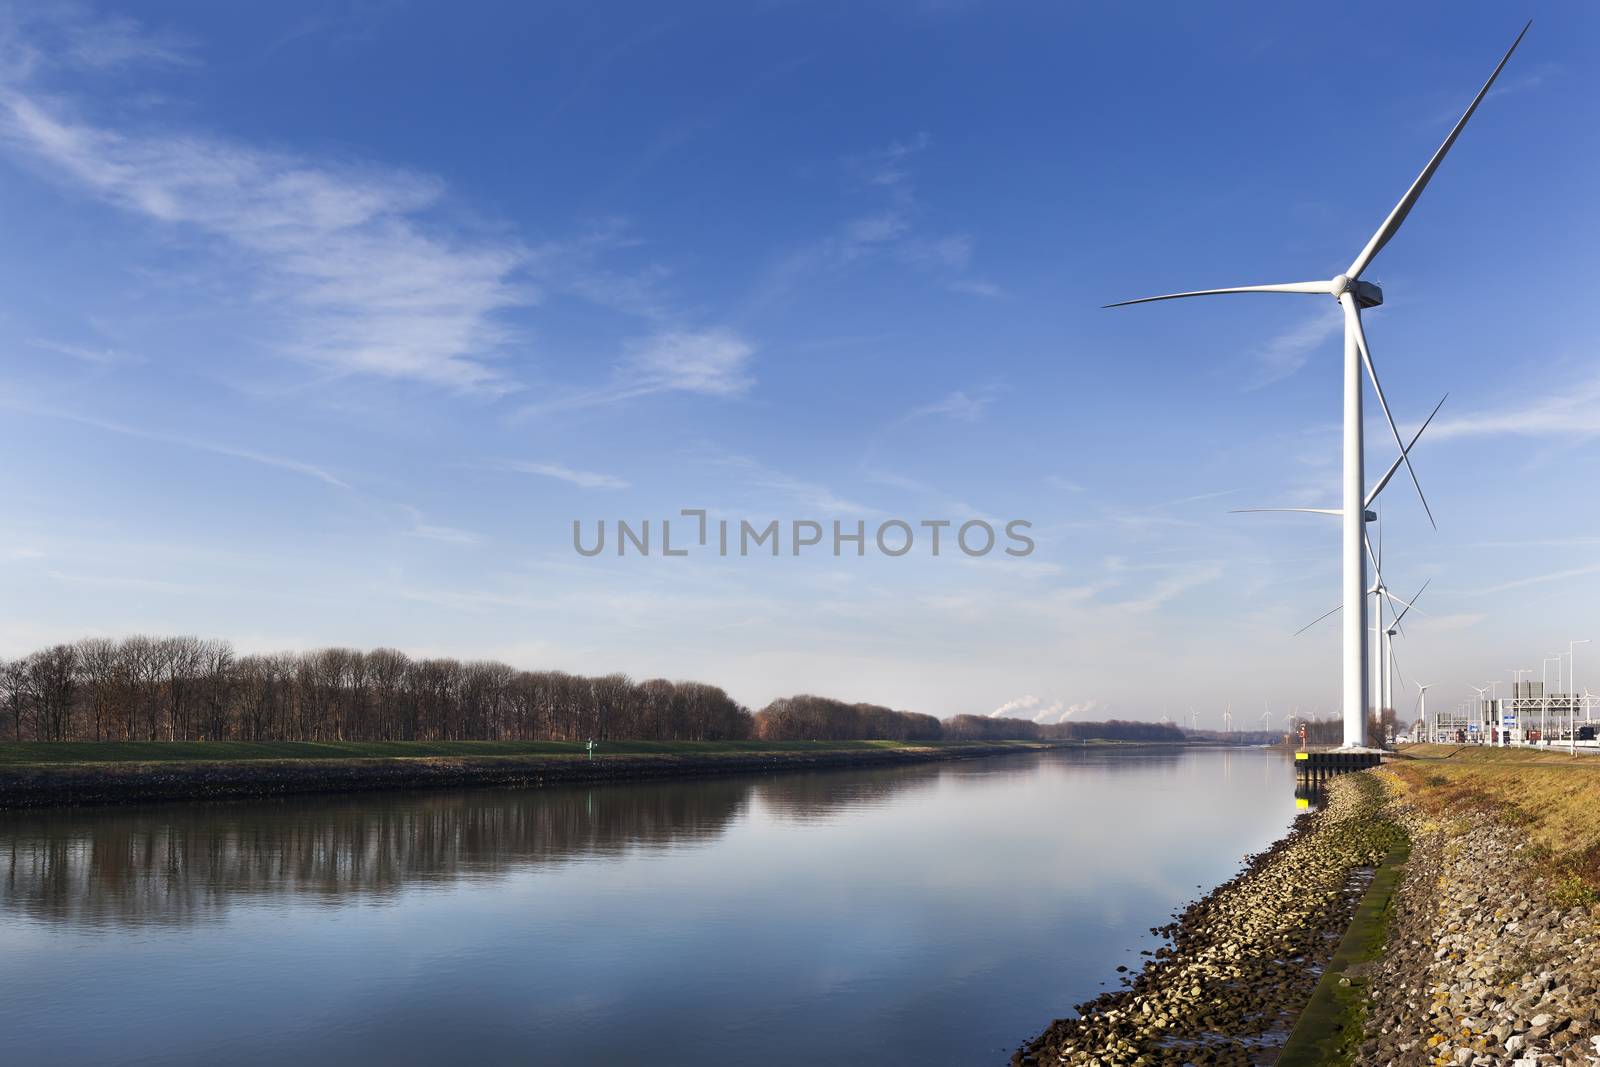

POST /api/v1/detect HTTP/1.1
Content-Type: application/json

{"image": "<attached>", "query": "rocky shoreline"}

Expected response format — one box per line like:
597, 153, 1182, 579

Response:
1358, 769, 1600, 1066
1016, 762, 1600, 1067
1016, 774, 1404, 1066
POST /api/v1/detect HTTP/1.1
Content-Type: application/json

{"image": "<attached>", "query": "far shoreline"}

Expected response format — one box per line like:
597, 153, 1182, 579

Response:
0, 737, 1226, 811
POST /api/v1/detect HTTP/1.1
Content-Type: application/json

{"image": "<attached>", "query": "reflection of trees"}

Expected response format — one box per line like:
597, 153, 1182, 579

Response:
749, 764, 944, 821
0, 779, 753, 928
0, 760, 970, 928
0, 749, 1197, 929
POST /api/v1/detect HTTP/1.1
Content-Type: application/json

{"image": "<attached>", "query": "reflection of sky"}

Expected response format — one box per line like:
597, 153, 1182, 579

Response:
0, 748, 1298, 1066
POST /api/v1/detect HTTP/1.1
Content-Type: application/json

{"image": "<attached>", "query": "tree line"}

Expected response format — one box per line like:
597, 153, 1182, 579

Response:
0, 636, 1181, 746
0, 637, 750, 744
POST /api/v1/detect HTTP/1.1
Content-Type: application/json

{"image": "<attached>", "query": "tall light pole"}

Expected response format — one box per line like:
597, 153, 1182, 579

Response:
1572, 639, 1592, 729
1543, 654, 1561, 747
1505, 672, 1528, 746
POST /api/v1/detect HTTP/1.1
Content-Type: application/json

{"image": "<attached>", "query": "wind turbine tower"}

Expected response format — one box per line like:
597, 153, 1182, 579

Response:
1105, 24, 1531, 750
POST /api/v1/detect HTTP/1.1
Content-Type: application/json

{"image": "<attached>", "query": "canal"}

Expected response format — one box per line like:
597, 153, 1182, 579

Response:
0, 746, 1299, 1065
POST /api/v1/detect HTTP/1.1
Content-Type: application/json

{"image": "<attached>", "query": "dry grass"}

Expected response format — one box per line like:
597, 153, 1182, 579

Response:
1380, 746, 1600, 901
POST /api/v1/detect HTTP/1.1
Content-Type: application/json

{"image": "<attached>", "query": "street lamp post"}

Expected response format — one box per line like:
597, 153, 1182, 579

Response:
1543, 654, 1561, 748
1572, 638, 1592, 732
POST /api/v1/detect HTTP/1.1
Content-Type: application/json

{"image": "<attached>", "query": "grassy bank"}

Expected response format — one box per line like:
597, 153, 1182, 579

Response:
1387, 743, 1600, 902
0, 738, 1068, 809
1342, 746, 1600, 1063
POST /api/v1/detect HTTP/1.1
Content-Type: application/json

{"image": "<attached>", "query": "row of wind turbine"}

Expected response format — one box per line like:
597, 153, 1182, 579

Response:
1105, 22, 1532, 747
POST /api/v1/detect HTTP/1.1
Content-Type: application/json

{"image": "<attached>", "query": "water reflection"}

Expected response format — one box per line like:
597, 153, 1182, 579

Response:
1293, 781, 1328, 810
0, 747, 1298, 1067
0, 749, 1188, 929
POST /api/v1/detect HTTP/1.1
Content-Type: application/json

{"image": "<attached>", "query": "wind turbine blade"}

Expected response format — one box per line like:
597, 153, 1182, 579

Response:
1230, 507, 1341, 516
1344, 296, 1437, 529
1294, 603, 1342, 637
1366, 393, 1449, 508
1346, 20, 1532, 279
1390, 578, 1431, 627
1383, 590, 1408, 638
1103, 281, 1334, 308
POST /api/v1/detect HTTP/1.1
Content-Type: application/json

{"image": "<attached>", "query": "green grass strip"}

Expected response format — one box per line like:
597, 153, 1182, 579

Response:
1277, 837, 1411, 1067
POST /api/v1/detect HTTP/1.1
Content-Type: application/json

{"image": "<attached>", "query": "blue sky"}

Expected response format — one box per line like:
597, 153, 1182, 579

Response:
1, 1, 1595, 726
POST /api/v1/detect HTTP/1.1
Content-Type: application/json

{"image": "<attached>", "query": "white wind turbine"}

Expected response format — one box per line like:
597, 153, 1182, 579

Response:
1469, 684, 1490, 741
1382, 578, 1430, 723
1414, 681, 1431, 742
1106, 23, 1531, 750
1292, 522, 1429, 737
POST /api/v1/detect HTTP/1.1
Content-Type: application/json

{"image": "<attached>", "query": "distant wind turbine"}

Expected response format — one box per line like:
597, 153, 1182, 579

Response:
1106, 23, 1532, 749
1470, 684, 1491, 740
1383, 579, 1430, 720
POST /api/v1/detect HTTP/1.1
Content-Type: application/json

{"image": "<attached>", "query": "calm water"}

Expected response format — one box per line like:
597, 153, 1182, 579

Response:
0, 747, 1298, 1066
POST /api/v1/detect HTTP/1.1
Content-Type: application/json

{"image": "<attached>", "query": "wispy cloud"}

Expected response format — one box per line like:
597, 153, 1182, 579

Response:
56, 12, 195, 70
496, 460, 630, 491
1470, 562, 1600, 597
25, 336, 144, 366
3, 399, 349, 489
402, 514, 482, 545
0, 7, 196, 78
1243, 305, 1342, 390
624, 328, 753, 397
0, 88, 528, 393
905, 386, 999, 423
1045, 476, 1085, 493
524, 218, 676, 321
717, 454, 874, 515
520, 328, 755, 415
1114, 560, 1224, 612
1412, 612, 1485, 633
1431, 373, 1600, 440
755, 133, 997, 305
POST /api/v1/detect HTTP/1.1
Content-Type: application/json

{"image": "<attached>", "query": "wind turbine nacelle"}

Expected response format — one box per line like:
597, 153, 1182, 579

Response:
1353, 280, 1383, 308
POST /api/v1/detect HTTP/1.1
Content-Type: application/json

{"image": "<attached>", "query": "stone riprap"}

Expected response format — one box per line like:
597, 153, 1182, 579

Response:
1358, 775, 1600, 1066
1015, 774, 1402, 1066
